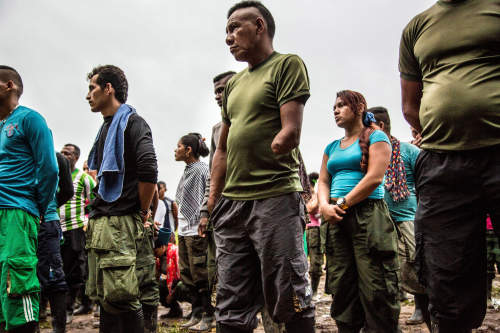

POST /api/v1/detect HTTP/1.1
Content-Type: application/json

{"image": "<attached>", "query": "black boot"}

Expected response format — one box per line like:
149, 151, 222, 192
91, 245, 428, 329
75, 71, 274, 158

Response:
311, 275, 320, 301
48, 292, 67, 333
99, 306, 121, 333
74, 286, 92, 315
162, 300, 182, 318
142, 304, 157, 333
39, 293, 49, 321
406, 294, 424, 325
414, 294, 431, 331
119, 309, 144, 333
284, 316, 315, 333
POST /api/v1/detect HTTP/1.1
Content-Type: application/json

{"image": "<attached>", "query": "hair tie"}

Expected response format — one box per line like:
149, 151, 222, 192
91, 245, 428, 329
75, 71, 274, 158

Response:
363, 111, 376, 126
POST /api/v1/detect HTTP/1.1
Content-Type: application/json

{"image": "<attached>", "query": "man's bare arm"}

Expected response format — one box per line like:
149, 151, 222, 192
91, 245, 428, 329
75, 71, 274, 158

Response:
138, 182, 156, 225
207, 123, 229, 214
271, 100, 304, 155
401, 78, 423, 132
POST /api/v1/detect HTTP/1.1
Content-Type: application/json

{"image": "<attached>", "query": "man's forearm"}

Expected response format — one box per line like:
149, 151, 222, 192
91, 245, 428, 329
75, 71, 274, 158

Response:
208, 149, 227, 212
199, 176, 211, 218
138, 182, 156, 212
271, 126, 300, 155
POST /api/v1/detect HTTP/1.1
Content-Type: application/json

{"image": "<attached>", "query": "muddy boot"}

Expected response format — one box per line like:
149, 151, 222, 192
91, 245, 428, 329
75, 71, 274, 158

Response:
310, 275, 320, 302
161, 300, 182, 319
142, 304, 158, 333
181, 312, 202, 329
48, 292, 67, 333
189, 314, 215, 332
119, 309, 144, 333
406, 294, 424, 325
284, 317, 315, 333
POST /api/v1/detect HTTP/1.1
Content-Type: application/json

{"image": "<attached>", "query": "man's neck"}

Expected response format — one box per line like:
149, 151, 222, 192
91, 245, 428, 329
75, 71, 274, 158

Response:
247, 44, 274, 70
0, 97, 18, 120
100, 100, 122, 118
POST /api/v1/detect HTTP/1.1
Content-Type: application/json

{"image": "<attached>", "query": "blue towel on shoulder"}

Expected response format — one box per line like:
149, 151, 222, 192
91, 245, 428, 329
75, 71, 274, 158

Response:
88, 104, 136, 202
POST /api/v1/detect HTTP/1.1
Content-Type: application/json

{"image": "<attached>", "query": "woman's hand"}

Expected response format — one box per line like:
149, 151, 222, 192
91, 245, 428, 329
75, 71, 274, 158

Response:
320, 203, 345, 224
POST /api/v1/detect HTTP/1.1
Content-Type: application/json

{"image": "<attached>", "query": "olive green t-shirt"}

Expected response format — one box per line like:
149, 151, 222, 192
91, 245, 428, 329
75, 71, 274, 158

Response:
399, 0, 500, 151
221, 52, 310, 200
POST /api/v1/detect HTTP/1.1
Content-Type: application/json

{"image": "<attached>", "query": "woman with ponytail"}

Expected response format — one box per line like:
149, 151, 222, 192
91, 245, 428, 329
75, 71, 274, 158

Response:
174, 132, 214, 330
317, 90, 400, 332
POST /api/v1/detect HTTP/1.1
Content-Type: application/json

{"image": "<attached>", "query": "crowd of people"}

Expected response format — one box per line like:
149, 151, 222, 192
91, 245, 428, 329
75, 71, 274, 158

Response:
0, 0, 499, 332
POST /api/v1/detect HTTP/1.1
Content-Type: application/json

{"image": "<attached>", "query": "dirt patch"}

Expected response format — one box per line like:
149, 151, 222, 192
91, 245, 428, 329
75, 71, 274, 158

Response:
41, 276, 500, 332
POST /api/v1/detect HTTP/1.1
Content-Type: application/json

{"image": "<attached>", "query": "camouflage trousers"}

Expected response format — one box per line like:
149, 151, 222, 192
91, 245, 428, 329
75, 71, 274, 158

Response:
86, 214, 159, 314
325, 199, 400, 333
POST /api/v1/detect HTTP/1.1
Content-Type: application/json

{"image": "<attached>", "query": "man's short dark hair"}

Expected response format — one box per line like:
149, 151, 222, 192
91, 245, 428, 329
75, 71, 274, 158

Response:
64, 143, 80, 159
228, 1, 275, 39
157, 181, 166, 189
0, 65, 23, 97
87, 65, 128, 104
369, 106, 391, 134
213, 71, 237, 83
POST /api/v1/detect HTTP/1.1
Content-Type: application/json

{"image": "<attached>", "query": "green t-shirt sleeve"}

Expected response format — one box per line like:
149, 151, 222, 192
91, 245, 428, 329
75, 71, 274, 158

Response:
276, 55, 310, 107
399, 20, 422, 82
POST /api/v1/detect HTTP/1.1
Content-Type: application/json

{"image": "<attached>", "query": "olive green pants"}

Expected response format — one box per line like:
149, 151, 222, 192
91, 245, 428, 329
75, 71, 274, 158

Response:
86, 214, 159, 314
306, 226, 324, 280
325, 199, 400, 333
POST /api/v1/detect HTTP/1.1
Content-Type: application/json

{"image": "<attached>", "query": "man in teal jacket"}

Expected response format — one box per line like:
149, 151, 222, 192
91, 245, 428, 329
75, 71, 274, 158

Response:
0, 65, 59, 332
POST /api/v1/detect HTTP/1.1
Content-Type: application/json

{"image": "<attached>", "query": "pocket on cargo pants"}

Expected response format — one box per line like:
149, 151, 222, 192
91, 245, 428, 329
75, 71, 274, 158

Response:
99, 256, 139, 303
6, 256, 40, 296
361, 200, 399, 257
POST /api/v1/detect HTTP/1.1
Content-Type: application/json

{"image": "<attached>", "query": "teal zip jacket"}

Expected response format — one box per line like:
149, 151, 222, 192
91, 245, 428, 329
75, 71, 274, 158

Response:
0, 105, 58, 217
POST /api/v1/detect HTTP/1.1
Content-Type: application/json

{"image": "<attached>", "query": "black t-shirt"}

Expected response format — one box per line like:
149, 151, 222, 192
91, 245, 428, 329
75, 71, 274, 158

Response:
90, 113, 157, 218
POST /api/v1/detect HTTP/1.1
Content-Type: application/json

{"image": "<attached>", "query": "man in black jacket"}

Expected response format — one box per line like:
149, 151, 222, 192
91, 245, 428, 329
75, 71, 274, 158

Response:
85, 65, 159, 333
37, 152, 74, 333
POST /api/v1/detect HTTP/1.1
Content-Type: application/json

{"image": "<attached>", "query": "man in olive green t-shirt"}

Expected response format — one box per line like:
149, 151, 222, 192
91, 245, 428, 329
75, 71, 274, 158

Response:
207, 2, 314, 333
399, 1, 500, 332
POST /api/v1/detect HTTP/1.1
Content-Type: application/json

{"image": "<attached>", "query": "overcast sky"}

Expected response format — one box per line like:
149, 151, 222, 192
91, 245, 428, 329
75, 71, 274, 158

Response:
1, 0, 434, 198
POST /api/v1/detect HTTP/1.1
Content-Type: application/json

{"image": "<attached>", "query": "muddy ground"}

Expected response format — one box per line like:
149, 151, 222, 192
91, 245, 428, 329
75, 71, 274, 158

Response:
41, 276, 500, 333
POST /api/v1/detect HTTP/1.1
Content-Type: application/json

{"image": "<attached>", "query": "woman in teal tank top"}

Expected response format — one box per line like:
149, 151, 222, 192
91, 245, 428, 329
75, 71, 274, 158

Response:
317, 90, 401, 332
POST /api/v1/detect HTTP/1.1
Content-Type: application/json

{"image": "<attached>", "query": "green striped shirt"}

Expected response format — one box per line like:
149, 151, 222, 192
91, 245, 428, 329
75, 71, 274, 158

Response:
59, 168, 95, 231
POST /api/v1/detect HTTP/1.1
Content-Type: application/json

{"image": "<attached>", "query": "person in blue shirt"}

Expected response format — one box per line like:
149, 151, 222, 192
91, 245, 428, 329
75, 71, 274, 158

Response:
0, 65, 59, 332
371, 106, 426, 326
317, 90, 400, 332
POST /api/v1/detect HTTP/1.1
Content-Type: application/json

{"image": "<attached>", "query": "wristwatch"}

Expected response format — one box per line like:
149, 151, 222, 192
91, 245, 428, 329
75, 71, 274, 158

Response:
336, 197, 349, 210
139, 208, 151, 218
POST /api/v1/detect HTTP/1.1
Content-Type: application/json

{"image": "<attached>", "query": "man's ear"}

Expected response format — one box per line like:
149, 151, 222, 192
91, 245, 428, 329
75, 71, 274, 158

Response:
104, 82, 114, 96
255, 17, 266, 35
